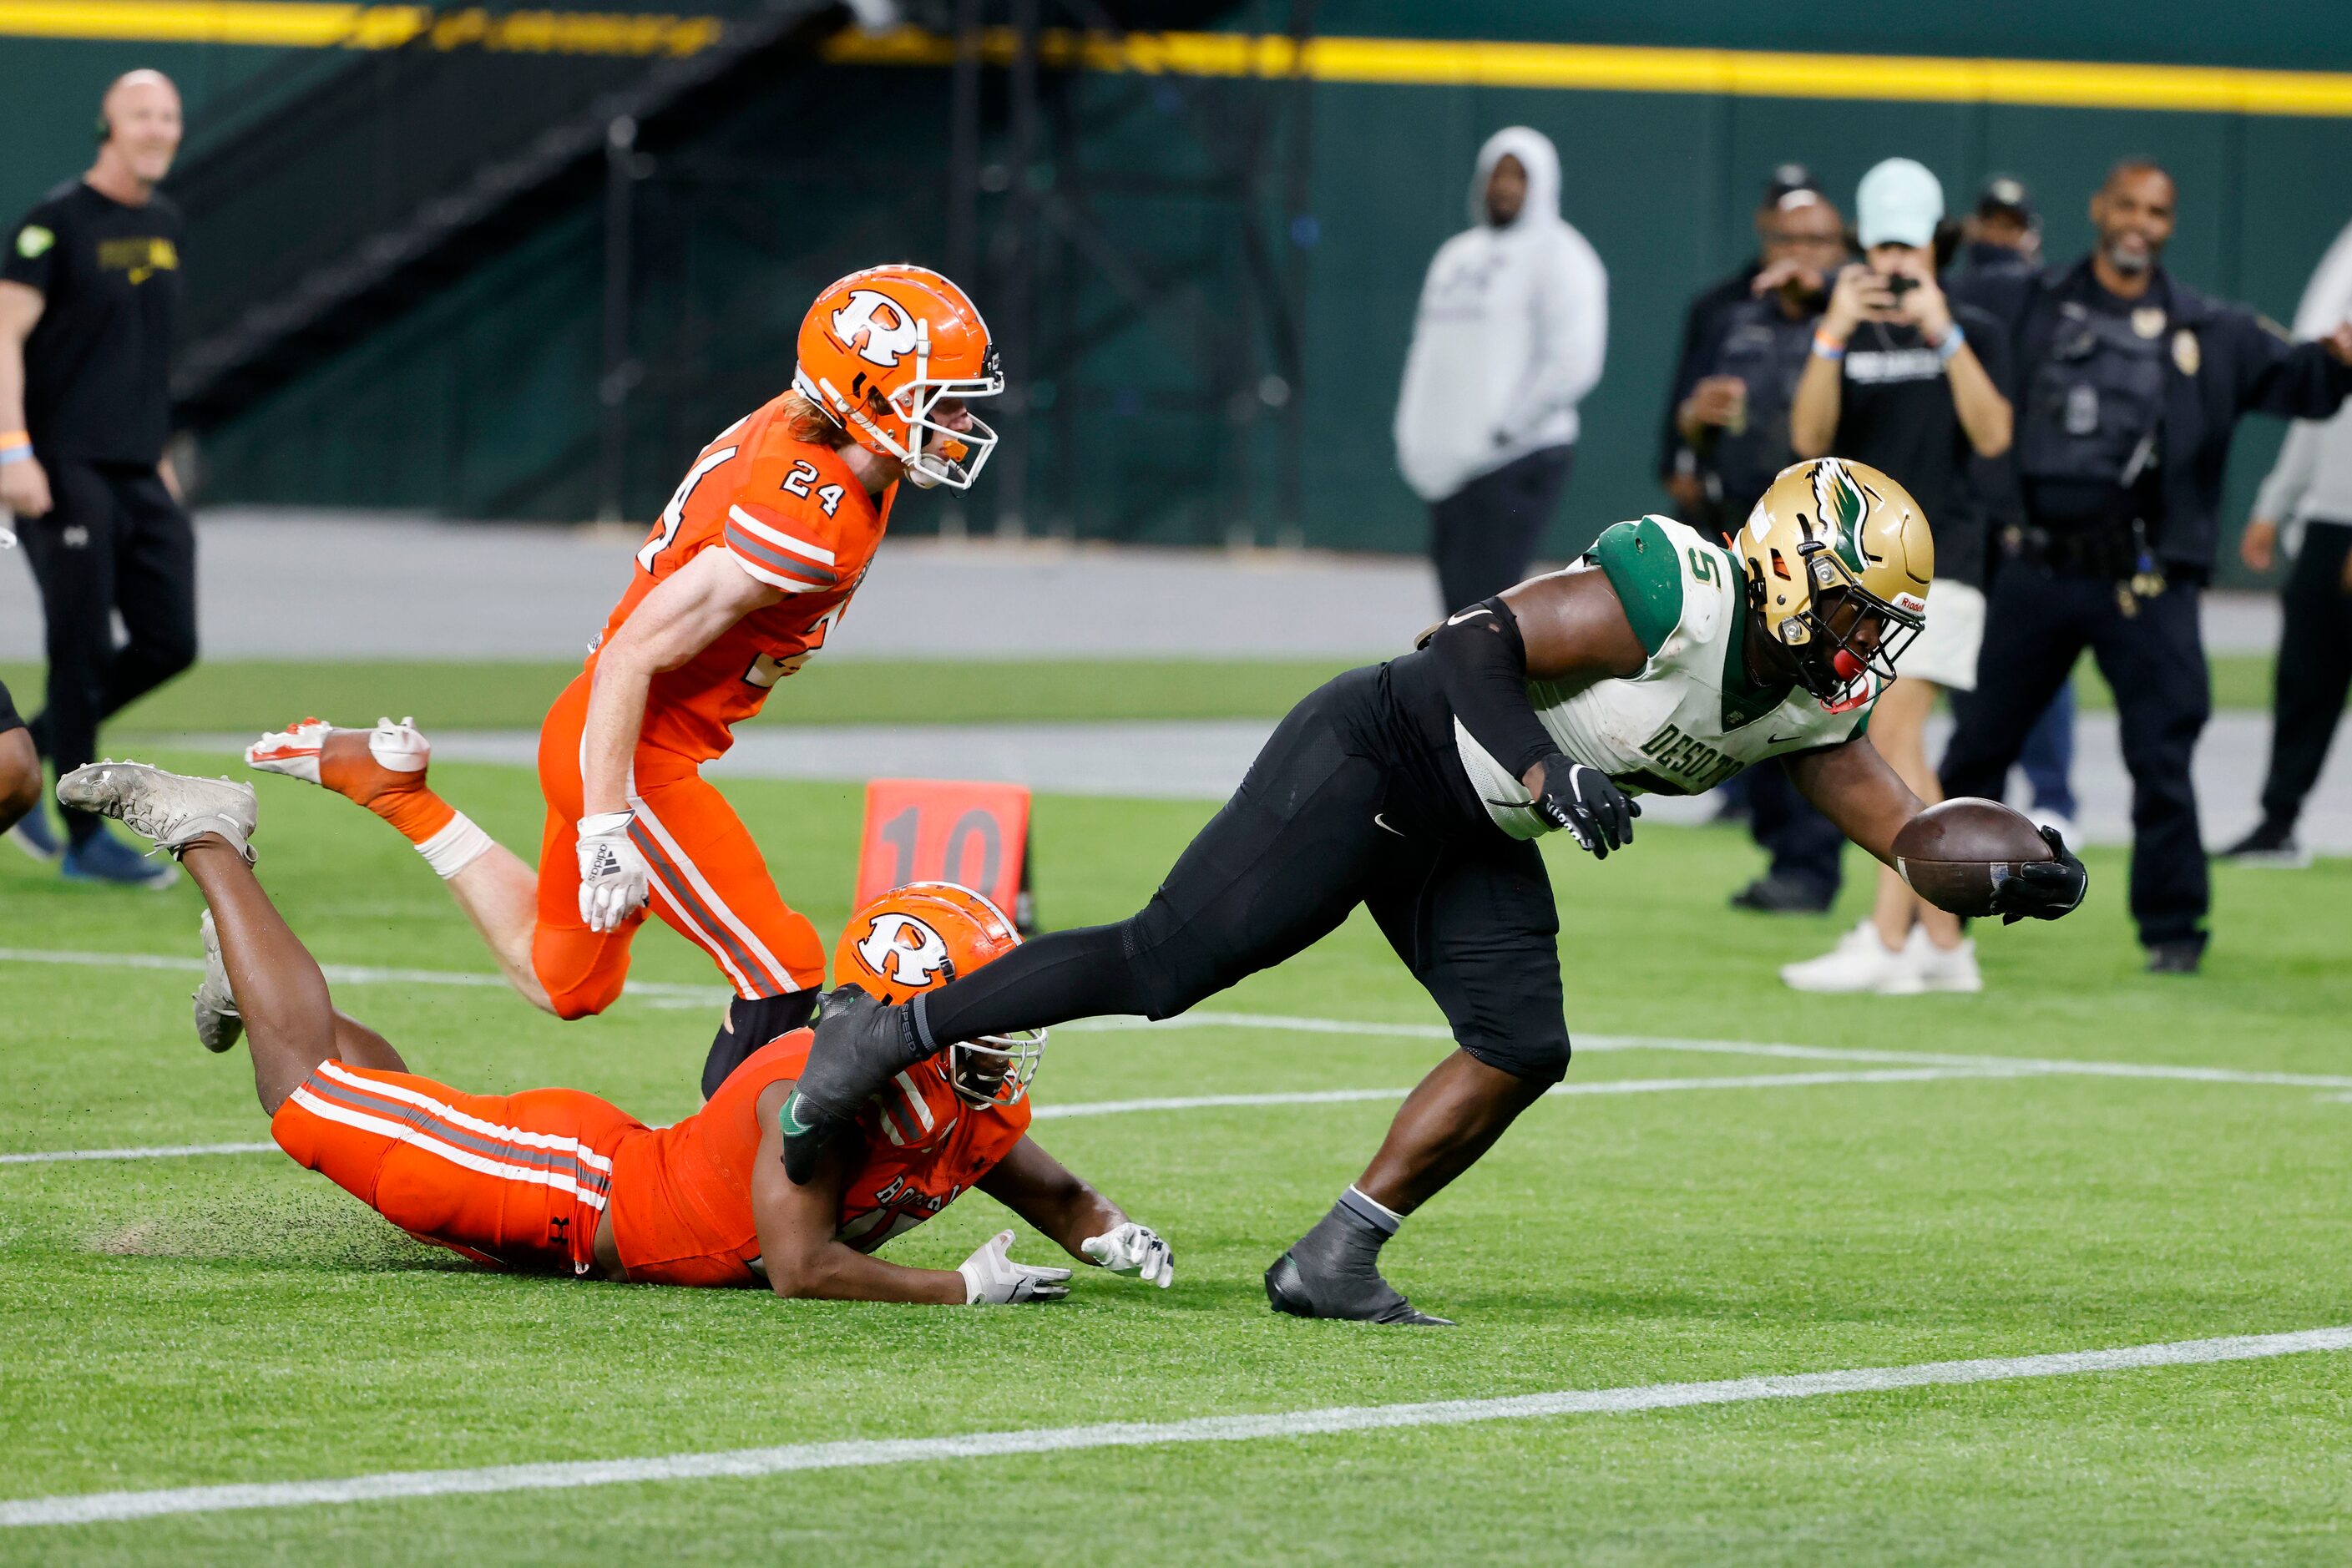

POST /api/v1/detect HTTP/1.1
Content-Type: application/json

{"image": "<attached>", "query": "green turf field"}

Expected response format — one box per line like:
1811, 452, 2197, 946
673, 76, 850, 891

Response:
0, 649, 2282, 736
3, 752, 2349, 1562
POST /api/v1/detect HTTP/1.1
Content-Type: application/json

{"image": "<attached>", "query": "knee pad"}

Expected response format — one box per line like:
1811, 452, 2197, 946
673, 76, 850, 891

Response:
546, 976, 625, 1022
1119, 899, 1236, 1022
1460, 1028, 1571, 1088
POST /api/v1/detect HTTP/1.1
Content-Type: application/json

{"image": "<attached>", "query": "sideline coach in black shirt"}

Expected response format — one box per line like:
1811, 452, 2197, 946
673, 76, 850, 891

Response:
1945, 159, 2352, 974
0, 69, 194, 886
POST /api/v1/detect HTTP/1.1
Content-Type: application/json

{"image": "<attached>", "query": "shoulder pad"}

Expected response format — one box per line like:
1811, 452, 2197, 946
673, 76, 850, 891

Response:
1588, 517, 1687, 660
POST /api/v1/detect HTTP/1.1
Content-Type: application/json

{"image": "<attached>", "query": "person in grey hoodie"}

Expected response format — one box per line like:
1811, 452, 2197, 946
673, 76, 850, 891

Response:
1394, 126, 1607, 614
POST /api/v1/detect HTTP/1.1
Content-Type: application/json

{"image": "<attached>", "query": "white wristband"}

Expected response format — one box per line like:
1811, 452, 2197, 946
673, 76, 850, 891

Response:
577, 810, 634, 837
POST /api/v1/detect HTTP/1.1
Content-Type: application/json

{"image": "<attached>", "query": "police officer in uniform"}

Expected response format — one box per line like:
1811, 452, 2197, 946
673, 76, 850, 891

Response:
1951, 175, 2082, 842
1944, 159, 2352, 973
0, 70, 194, 884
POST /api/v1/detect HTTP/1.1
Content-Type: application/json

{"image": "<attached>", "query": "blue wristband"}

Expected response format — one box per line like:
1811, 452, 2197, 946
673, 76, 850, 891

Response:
0, 444, 31, 466
1935, 323, 1966, 364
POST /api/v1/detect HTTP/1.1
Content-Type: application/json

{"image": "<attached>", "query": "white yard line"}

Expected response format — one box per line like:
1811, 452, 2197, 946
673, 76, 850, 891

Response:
0, 1142, 276, 1166
1076, 1014, 2352, 1091
3, 1066, 2027, 1165
6, 1324, 2345, 1528
9, 946, 2346, 1088
1032, 1065, 2033, 1120
0, 947, 723, 1002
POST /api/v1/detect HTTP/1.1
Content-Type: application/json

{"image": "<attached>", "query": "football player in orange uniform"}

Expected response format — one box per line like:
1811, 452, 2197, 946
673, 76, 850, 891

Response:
62, 756, 1173, 1304
248, 266, 1003, 1094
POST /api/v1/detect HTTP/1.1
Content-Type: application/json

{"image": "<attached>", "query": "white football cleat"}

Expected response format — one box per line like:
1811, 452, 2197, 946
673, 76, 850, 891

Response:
1894, 925, 1982, 994
247, 716, 430, 804
1780, 919, 1909, 994
55, 761, 258, 863
193, 910, 243, 1054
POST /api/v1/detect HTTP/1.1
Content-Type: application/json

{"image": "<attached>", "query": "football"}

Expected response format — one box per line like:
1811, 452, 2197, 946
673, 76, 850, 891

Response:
1892, 797, 2056, 918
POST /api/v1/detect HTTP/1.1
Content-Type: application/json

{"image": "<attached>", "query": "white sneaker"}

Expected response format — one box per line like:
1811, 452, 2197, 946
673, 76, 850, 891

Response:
1894, 925, 1981, 994
1780, 920, 1909, 993
193, 910, 243, 1054
55, 760, 259, 863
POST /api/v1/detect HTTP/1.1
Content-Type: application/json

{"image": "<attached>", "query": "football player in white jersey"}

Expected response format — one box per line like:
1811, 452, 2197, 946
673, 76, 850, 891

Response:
782, 458, 2088, 1324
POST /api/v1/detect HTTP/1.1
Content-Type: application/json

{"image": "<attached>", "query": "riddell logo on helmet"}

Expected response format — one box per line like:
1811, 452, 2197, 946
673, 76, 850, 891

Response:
856, 913, 953, 986
831, 290, 923, 368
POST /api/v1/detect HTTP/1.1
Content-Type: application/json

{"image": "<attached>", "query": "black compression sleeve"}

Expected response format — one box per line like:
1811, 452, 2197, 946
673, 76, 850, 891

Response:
1425, 597, 1559, 780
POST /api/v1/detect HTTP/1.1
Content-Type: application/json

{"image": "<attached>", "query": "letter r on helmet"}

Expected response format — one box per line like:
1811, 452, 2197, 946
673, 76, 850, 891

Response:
831, 290, 923, 368
857, 913, 953, 987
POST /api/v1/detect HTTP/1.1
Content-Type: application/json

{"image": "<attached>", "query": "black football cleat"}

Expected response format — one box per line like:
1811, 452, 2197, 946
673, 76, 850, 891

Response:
779, 985, 924, 1185
1729, 873, 1835, 915
1264, 1250, 1454, 1328
2145, 938, 2205, 976
2215, 821, 2311, 869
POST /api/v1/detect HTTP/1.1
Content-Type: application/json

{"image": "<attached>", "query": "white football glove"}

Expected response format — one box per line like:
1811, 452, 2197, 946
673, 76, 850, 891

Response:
575, 811, 651, 933
957, 1229, 1071, 1306
1080, 1222, 1174, 1288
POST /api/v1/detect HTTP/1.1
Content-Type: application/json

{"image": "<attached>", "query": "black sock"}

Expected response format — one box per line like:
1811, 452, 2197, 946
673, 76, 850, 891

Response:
1287, 1187, 1404, 1299
702, 992, 817, 1100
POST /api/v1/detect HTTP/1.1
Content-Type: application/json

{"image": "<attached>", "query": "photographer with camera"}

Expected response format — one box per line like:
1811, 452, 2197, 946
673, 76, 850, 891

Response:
1779, 159, 2015, 994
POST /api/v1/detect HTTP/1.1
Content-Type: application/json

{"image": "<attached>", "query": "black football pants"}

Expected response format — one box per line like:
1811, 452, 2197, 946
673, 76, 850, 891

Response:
1428, 445, 1573, 615
18, 459, 198, 844
2256, 520, 2352, 832
916, 668, 1575, 1084
1941, 559, 2209, 951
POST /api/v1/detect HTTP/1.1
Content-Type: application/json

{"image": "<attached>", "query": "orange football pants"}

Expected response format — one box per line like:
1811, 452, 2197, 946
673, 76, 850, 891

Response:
533, 675, 825, 1019
271, 1060, 644, 1273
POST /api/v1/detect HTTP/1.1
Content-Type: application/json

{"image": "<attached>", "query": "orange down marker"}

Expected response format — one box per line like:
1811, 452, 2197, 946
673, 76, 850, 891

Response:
854, 779, 1034, 928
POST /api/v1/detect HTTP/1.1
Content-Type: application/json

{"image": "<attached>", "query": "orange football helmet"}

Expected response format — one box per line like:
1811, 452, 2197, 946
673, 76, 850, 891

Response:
831, 882, 1044, 1108
792, 264, 1002, 491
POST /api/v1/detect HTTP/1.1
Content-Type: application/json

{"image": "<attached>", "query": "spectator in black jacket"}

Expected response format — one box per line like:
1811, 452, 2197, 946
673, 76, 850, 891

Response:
1657, 164, 1831, 528
1673, 186, 1855, 916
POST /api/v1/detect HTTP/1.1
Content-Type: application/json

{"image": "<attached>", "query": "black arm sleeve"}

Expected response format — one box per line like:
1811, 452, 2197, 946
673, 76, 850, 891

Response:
1425, 597, 1560, 781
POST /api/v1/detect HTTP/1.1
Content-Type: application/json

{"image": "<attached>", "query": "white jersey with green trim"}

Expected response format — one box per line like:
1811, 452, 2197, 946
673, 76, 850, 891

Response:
1455, 514, 1880, 841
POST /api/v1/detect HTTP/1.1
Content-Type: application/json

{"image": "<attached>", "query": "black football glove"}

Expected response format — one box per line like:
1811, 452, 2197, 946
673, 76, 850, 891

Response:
1990, 824, 2087, 924
1520, 753, 1640, 859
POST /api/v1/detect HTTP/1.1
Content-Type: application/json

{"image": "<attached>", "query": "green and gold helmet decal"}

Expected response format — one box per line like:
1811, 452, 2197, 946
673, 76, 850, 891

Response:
1734, 458, 1934, 704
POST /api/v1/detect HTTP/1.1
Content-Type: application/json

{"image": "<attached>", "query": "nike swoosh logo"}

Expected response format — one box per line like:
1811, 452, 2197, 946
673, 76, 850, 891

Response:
1768, 731, 1802, 745
1444, 606, 1493, 625
1373, 812, 1405, 836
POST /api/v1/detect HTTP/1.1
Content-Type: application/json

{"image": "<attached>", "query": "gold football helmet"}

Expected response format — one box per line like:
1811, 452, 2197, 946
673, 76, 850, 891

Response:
1734, 458, 1934, 705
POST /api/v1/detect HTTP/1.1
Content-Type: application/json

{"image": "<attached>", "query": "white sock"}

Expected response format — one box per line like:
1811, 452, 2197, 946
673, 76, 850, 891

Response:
416, 812, 493, 880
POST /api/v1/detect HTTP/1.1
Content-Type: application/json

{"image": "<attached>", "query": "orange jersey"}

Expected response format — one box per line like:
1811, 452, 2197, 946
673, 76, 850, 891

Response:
594, 394, 898, 763
606, 1030, 1030, 1287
